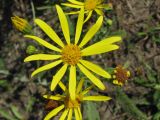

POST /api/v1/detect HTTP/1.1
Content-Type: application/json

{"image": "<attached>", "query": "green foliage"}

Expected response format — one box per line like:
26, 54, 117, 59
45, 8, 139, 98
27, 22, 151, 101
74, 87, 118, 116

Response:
0, 58, 9, 75
84, 102, 100, 120
134, 63, 157, 87
138, 26, 160, 44
116, 87, 148, 120
110, 29, 127, 38
0, 79, 9, 87
153, 90, 160, 111
26, 97, 36, 112
0, 108, 18, 120
10, 105, 24, 120
0, 58, 5, 70
153, 112, 160, 120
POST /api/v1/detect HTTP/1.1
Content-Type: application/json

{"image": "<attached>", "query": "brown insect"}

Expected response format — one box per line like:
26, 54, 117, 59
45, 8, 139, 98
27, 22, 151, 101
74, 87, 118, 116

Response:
45, 100, 59, 111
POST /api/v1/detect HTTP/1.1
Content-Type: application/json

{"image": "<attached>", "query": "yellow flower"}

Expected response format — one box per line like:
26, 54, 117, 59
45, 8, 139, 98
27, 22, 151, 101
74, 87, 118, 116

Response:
24, 5, 121, 100
11, 16, 32, 33
62, 0, 112, 22
43, 79, 111, 120
113, 65, 130, 86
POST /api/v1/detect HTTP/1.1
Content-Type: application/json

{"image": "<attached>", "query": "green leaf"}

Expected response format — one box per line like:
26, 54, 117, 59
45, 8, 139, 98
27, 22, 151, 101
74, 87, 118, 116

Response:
134, 76, 146, 85
0, 70, 9, 75
0, 58, 9, 75
137, 32, 147, 36
110, 29, 127, 38
26, 97, 36, 112
0, 108, 17, 120
85, 102, 100, 120
10, 105, 23, 120
154, 85, 160, 90
0, 58, 6, 70
153, 112, 160, 120
0, 80, 9, 87
132, 97, 149, 105
105, 67, 114, 74
153, 91, 160, 110
123, 61, 130, 68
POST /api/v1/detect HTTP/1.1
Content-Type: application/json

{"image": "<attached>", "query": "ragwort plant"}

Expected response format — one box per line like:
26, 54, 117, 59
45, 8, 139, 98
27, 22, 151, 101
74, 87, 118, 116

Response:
11, 2, 132, 120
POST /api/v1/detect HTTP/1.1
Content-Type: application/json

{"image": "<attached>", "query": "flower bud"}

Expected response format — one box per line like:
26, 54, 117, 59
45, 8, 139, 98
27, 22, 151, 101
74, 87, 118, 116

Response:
11, 16, 32, 34
26, 45, 38, 55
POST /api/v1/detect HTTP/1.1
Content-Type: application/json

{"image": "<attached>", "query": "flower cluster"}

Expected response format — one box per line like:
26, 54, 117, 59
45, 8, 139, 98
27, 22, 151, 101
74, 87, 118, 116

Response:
43, 79, 111, 120
11, 1, 130, 120
62, 0, 112, 22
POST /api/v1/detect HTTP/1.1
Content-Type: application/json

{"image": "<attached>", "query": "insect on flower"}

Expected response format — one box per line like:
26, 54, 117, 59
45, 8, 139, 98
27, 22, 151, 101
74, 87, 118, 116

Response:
45, 100, 59, 111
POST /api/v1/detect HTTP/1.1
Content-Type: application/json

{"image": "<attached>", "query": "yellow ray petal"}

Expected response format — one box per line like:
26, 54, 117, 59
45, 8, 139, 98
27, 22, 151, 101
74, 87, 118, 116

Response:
83, 96, 111, 101
43, 94, 64, 101
84, 11, 93, 23
95, 8, 103, 15
56, 5, 70, 45
99, 36, 122, 44
66, 11, 80, 15
82, 44, 119, 56
97, 4, 113, 10
62, 3, 82, 8
67, 0, 84, 5
44, 105, 64, 120
59, 81, 67, 92
59, 108, 69, 120
75, 7, 84, 44
76, 78, 84, 94
66, 10, 89, 15
77, 63, 105, 90
100, 36, 122, 44
81, 36, 122, 56
69, 66, 76, 100
74, 108, 80, 120
77, 107, 82, 120
24, 54, 61, 62
67, 109, 73, 120
81, 85, 94, 95
80, 59, 111, 78
51, 64, 68, 91
31, 60, 62, 77
24, 35, 61, 52
79, 16, 103, 48
34, 19, 64, 48
113, 80, 123, 86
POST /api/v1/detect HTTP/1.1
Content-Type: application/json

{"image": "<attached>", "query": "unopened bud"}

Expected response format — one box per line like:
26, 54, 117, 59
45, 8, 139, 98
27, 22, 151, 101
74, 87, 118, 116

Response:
11, 16, 32, 34
26, 45, 38, 55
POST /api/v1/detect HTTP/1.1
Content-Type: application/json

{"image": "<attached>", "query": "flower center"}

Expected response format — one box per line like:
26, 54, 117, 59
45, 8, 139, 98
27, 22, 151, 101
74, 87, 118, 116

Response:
64, 96, 81, 108
114, 65, 130, 84
84, 0, 102, 10
61, 44, 81, 65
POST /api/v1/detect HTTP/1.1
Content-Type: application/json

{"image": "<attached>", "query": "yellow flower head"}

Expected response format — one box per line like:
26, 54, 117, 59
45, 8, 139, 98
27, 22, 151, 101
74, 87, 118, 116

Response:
24, 5, 121, 100
62, 0, 113, 22
113, 65, 130, 86
43, 79, 111, 120
11, 16, 31, 33
84, 0, 101, 10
